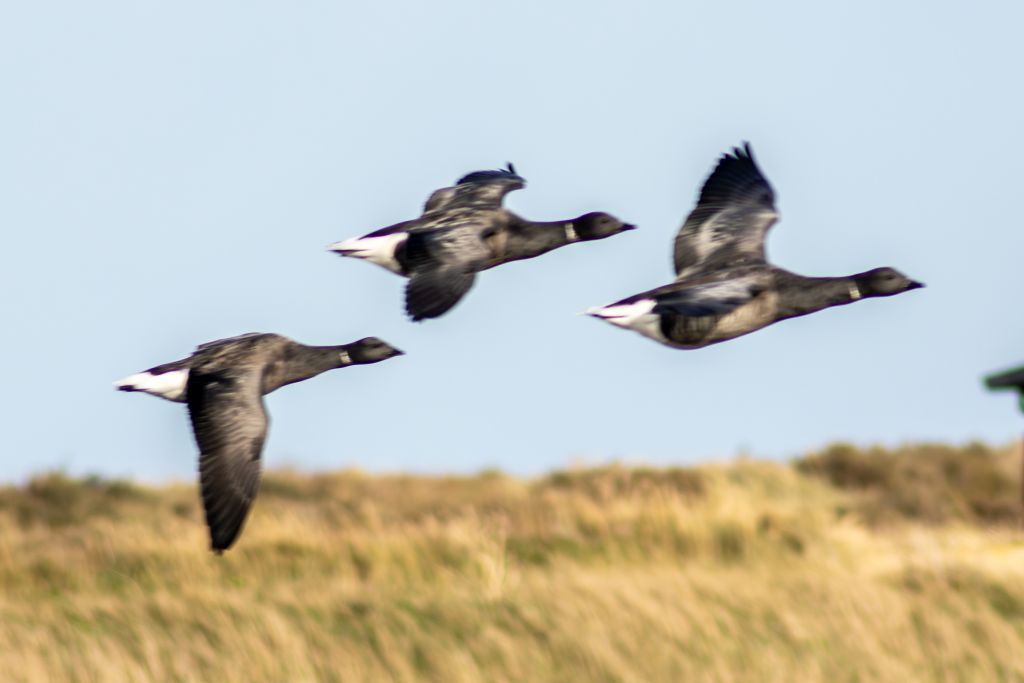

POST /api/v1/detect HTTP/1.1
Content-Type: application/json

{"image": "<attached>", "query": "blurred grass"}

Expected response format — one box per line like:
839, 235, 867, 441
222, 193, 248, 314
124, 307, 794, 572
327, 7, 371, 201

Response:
1, 443, 1023, 682
796, 441, 1021, 525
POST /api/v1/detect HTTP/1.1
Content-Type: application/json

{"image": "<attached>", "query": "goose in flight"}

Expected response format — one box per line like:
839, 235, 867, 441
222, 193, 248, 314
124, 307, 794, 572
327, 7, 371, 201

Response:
329, 164, 635, 321
586, 144, 923, 348
115, 333, 403, 552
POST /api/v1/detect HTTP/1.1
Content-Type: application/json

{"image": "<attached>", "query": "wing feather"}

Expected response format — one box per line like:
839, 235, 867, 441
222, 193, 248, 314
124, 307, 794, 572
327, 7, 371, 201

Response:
186, 363, 268, 553
652, 276, 765, 318
404, 265, 477, 321
427, 163, 525, 212
195, 333, 275, 354
673, 143, 778, 278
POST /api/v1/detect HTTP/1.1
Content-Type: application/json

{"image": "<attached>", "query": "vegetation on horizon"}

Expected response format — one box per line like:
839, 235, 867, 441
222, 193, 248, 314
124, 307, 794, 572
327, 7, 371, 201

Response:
1, 442, 1022, 682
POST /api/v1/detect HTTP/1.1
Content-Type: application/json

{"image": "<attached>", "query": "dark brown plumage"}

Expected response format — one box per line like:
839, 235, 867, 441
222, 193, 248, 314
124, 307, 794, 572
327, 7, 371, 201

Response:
588, 143, 924, 348
328, 165, 635, 321
116, 333, 403, 552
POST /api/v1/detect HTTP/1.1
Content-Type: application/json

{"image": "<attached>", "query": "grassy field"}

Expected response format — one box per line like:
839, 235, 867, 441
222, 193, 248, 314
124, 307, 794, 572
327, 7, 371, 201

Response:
2, 443, 1024, 682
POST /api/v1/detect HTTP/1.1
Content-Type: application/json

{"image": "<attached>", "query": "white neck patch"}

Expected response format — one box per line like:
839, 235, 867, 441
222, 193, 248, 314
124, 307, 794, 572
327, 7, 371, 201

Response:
849, 282, 862, 301
339, 349, 352, 365
564, 222, 578, 241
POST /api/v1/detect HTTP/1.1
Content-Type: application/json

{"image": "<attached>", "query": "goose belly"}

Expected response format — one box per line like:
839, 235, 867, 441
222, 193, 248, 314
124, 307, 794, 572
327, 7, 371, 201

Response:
668, 291, 779, 348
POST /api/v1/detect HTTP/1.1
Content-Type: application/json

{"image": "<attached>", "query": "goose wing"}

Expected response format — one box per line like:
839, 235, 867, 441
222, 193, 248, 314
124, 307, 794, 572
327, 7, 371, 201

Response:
402, 224, 490, 320
195, 332, 277, 354
673, 143, 778, 279
423, 187, 457, 213
423, 163, 525, 214
404, 265, 477, 320
649, 271, 768, 318
186, 361, 268, 553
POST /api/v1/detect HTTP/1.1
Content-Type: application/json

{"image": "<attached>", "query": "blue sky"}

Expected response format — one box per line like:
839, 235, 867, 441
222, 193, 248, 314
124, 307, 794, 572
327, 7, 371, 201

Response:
2, 1, 1022, 481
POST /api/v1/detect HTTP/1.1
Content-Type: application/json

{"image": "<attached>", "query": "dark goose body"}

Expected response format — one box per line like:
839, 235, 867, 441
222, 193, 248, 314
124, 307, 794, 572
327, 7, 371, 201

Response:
115, 333, 403, 552
329, 164, 635, 320
587, 144, 923, 348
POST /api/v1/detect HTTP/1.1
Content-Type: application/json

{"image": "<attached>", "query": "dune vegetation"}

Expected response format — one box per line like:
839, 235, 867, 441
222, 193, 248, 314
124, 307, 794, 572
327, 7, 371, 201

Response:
1, 442, 1024, 682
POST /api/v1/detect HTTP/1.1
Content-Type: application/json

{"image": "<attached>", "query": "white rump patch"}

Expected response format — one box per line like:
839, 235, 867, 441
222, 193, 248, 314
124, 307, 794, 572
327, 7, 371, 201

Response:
328, 232, 407, 275
114, 369, 189, 403
585, 299, 666, 342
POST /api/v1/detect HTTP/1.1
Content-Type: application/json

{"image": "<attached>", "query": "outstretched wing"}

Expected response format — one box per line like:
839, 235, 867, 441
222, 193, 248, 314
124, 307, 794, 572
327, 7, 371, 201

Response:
651, 274, 766, 318
400, 164, 522, 318
424, 163, 525, 213
456, 162, 522, 186
673, 143, 778, 278
423, 187, 457, 214
405, 265, 477, 320
402, 225, 490, 320
186, 363, 268, 553
195, 333, 273, 354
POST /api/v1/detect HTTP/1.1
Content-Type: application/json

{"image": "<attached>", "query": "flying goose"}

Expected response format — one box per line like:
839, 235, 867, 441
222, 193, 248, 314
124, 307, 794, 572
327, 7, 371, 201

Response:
115, 333, 403, 552
586, 144, 923, 348
328, 164, 635, 321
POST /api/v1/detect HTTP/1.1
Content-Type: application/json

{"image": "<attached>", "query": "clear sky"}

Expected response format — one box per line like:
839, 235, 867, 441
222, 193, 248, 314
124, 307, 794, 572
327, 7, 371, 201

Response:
2, 1, 1022, 482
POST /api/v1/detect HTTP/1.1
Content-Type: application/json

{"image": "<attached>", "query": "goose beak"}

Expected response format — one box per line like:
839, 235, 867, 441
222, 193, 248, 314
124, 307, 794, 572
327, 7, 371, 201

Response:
621, 223, 637, 231
907, 280, 925, 290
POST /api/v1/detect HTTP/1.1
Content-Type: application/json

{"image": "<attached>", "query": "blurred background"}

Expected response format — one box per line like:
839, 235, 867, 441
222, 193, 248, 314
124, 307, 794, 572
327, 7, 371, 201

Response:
1, 0, 1022, 482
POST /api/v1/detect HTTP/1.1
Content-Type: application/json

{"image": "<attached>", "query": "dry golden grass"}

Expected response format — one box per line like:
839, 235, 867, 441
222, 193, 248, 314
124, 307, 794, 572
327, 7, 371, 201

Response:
1, 444, 1023, 682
